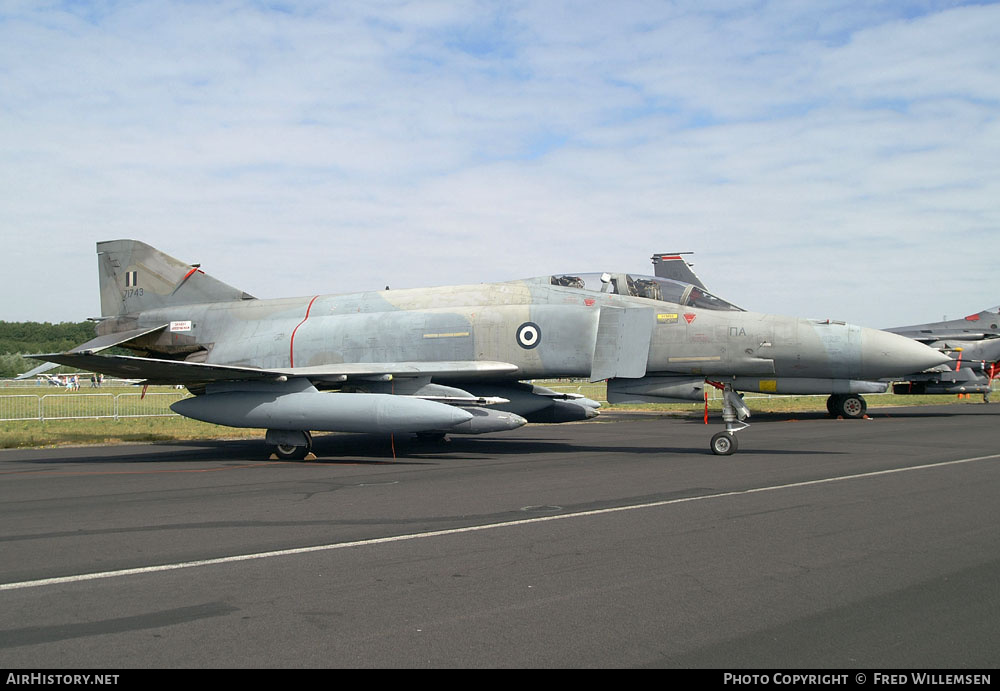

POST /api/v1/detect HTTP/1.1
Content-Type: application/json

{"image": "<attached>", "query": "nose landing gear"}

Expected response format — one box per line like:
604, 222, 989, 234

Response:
708, 382, 751, 455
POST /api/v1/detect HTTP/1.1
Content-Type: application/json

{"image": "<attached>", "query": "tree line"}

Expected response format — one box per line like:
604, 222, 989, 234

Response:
0, 321, 95, 378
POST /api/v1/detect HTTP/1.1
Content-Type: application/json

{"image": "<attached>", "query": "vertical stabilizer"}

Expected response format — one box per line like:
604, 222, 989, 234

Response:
651, 252, 708, 290
98, 240, 255, 317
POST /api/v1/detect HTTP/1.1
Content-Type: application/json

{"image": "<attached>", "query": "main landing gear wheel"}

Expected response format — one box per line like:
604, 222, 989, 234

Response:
273, 443, 307, 460
826, 395, 838, 416
269, 430, 314, 460
827, 394, 867, 419
711, 431, 737, 456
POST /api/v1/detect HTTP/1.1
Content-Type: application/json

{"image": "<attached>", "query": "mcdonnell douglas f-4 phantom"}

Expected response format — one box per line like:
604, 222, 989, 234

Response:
30, 241, 949, 456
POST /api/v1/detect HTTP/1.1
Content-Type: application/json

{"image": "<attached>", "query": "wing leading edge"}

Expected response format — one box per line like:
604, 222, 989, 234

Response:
26, 350, 520, 386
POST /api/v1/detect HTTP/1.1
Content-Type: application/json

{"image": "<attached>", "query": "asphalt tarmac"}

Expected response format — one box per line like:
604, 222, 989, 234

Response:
0, 404, 997, 668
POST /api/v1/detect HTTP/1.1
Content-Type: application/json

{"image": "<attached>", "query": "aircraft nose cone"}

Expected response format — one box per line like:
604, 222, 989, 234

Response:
860, 328, 952, 379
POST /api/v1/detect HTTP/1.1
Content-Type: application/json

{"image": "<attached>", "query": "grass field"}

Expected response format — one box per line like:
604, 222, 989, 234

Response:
0, 380, 994, 450
0, 386, 265, 449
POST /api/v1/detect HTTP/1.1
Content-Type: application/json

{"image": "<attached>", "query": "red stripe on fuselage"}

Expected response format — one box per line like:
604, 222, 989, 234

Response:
289, 296, 320, 368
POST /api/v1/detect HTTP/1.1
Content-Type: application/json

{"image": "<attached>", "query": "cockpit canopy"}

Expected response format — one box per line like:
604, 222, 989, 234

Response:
536, 272, 744, 311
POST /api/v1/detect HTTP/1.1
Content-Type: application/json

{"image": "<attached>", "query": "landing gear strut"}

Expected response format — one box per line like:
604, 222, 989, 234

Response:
709, 383, 751, 455
826, 394, 867, 419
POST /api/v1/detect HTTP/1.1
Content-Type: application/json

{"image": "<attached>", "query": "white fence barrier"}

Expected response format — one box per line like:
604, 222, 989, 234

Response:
0, 395, 43, 421
0, 392, 188, 422
1, 377, 143, 389
116, 393, 184, 419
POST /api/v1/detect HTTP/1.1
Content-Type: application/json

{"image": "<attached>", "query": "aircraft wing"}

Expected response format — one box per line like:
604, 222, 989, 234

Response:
25, 351, 519, 385
905, 332, 998, 344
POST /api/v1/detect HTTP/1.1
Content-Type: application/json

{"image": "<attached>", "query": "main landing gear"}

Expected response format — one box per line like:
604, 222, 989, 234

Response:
709, 383, 751, 455
267, 429, 314, 460
826, 394, 867, 419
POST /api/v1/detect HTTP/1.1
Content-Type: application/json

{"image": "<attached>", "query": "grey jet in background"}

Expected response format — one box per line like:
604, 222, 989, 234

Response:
29, 241, 948, 456
886, 307, 1000, 401
650, 252, 999, 411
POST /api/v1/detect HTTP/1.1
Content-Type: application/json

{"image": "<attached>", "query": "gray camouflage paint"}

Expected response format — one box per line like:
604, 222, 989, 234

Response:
90, 241, 947, 388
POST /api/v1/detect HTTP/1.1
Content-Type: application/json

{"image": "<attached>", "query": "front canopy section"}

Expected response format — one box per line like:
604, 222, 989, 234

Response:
535, 272, 744, 311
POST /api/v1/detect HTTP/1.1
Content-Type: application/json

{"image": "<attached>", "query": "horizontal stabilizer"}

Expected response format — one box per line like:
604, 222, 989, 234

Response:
22, 325, 171, 379
68, 324, 169, 354
15, 361, 60, 380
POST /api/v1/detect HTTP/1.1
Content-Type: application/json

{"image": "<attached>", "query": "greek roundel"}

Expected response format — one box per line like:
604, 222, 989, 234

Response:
516, 322, 541, 349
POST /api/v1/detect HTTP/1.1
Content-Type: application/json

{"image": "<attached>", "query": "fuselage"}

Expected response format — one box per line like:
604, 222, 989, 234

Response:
111, 274, 945, 383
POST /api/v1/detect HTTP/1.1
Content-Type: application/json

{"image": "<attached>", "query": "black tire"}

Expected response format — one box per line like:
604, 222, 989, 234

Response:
272, 431, 313, 460
826, 394, 841, 417
840, 394, 866, 419
273, 443, 308, 460
710, 431, 738, 456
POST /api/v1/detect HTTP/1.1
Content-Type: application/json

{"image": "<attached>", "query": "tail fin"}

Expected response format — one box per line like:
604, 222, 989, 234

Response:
650, 252, 708, 291
98, 240, 255, 317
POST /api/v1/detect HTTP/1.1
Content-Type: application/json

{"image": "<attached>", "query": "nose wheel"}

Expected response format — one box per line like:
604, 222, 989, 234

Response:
711, 431, 737, 455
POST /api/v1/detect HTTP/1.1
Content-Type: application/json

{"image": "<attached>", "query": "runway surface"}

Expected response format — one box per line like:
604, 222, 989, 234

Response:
0, 404, 997, 668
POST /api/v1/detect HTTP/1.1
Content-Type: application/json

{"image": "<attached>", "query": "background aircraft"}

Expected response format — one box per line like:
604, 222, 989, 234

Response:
29, 241, 947, 456
885, 308, 1000, 401
650, 252, 999, 409
649, 252, 710, 291
887, 307, 1000, 342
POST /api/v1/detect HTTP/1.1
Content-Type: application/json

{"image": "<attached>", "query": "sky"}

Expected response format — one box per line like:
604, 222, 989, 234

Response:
1, 0, 997, 328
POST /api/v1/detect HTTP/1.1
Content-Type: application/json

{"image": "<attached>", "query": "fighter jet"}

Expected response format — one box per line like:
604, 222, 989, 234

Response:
885, 307, 1000, 401
651, 252, 998, 410
887, 307, 1000, 343
28, 241, 948, 456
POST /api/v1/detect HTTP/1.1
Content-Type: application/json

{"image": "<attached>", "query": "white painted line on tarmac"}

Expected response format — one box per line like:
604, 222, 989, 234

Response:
3, 452, 998, 592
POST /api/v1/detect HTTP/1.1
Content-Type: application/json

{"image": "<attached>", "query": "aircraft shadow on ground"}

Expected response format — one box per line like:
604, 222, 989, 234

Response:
5, 431, 845, 465
676, 406, 990, 425
393, 435, 844, 458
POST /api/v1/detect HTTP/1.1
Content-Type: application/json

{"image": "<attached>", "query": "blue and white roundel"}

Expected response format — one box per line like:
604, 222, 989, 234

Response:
516, 322, 541, 349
